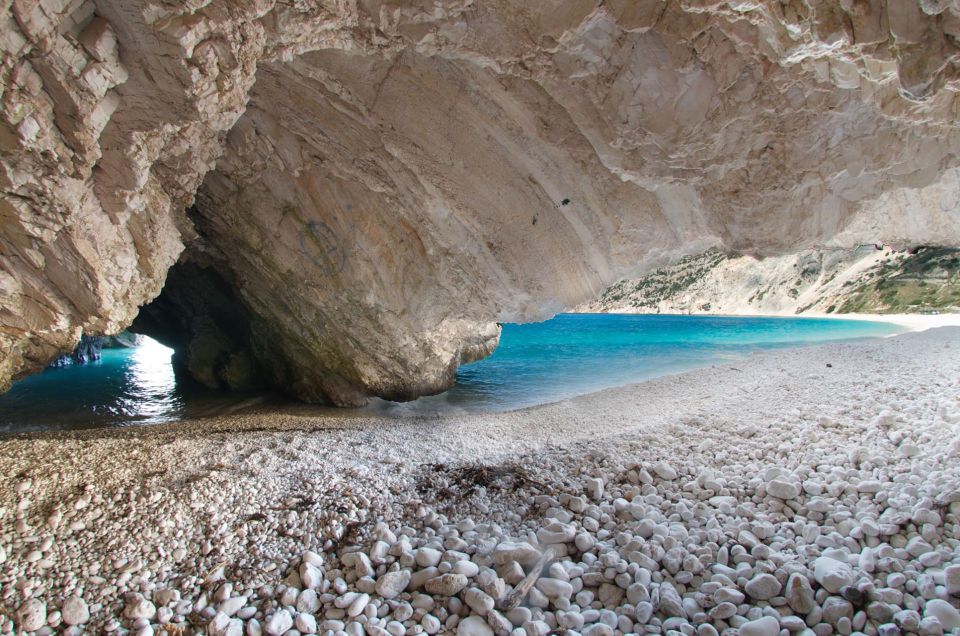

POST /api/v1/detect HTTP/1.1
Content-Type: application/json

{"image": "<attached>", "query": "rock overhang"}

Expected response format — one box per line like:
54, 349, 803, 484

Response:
1, 0, 959, 403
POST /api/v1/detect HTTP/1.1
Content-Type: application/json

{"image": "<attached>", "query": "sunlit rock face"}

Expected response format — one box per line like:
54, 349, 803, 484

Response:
2, 1, 960, 403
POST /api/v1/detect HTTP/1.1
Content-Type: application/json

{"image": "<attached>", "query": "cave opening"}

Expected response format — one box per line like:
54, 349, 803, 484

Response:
0, 327, 287, 433
128, 261, 268, 396
0, 256, 285, 433
0, 334, 183, 432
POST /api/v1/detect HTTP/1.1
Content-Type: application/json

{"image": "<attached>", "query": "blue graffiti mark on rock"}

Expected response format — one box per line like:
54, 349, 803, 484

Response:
298, 219, 346, 275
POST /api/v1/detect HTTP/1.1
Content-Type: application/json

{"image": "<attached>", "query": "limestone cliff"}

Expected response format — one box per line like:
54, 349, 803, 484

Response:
578, 246, 960, 315
3, 1, 960, 403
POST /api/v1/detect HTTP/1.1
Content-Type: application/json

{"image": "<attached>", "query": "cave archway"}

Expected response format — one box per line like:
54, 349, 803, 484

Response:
130, 262, 267, 395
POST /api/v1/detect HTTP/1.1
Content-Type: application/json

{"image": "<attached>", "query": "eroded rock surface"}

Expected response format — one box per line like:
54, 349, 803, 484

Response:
2, 1, 960, 403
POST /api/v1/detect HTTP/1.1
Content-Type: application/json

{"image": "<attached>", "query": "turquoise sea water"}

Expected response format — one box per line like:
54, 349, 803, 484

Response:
0, 314, 901, 431
0, 339, 261, 433
385, 313, 902, 414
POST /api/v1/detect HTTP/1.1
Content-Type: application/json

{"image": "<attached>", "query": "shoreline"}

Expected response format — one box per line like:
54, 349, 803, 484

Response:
0, 311, 922, 436
1, 329, 959, 634
574, 310, 960, 332
801, 311, 960, 332
0, 315, 941, 443
0, 318, 952, 443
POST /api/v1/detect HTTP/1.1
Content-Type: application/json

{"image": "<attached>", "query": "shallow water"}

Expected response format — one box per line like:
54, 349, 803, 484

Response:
0, 338, 264, 433
375, 313, 902, 414
0, 314, 901, 431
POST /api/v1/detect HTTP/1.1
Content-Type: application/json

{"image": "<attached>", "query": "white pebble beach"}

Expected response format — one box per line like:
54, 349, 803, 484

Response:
1, 327, 959, 636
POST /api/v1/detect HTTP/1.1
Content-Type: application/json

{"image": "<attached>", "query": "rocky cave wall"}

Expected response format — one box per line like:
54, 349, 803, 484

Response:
2, 0, 960, 404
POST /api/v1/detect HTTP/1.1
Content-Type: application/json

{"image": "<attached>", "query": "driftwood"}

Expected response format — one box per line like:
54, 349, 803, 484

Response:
497, 547, 556, 610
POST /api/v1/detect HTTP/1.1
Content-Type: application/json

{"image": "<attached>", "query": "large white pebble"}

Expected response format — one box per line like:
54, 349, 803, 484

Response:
18, 599, 46, 632
452, 560, 480, 577
123, 594, 156, 621
60, 596, 89, 625
536, 578, 573, 599
944, 564, 960, 596
297, 589, 320, 614
295, 612, 317, 634
219, 596, 247, 618
767, 479, 800, 500
300, 563, 323, 590
347, 593, 370, 617
208, 612, 244, 636
421, 614, 441, 634
745, 573, 781, 600
492, 542, 540, 566
424, 574, 468, 596
415, 548, 442, 568
814, 556, 855, 593
925, 599, 960, 631
302, 550, 324, 567
376, 570, 412, 599
739, 615, 780, 636
457, 616, 493, 636
652, 462, 678, 480
265, 609, 293, 636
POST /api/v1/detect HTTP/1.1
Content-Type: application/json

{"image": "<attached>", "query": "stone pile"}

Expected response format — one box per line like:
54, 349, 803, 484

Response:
5, 419, 960, 635
1, 332, 960, 635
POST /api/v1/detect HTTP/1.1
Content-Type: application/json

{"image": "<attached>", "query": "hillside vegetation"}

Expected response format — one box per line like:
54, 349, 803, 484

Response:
578, 247, 960, 315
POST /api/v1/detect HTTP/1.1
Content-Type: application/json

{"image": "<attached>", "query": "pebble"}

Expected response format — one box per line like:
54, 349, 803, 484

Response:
652, 461, 678, 480
425, 573, 469, 596
945, 564, 960, 596
60, 596, 89, 626
209, 612, 244, 636
584, 477, 604, 500
896, 608, 922, 631
745, 573, 781, 600
714, 588, 745, 605
709, 601, 737, 620
18, 599, 47, 632
300, 562, 323, 589
536, 577, 573, 599
347, 593, 370, 617
219, 596, 247, 617
422, 614, 441, 634
297, 589, 319, 613
457, 615, 493, 636
766, 478, 800, 500
785, 573, 816, 614
375, 570, 411, 599
2, 344, 960, 636
814, 556, 855, 593
295, 612, 317, 634
739, 615, 781, 636
123, 595, 156, 621
302, 550, 324, 567
925, 599, 960, 631
265, 609, 293, 636
658, 582, 684, 617
415, 548, 443, 568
